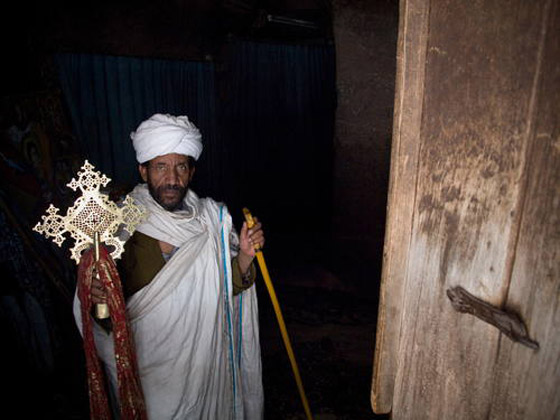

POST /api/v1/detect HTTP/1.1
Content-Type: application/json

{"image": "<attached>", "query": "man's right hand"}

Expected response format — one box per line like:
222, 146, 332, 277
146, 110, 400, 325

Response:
91, 262, 108, 305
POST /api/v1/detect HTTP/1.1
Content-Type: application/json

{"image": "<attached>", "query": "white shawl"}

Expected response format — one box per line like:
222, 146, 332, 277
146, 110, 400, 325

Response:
74, 185, 263, 419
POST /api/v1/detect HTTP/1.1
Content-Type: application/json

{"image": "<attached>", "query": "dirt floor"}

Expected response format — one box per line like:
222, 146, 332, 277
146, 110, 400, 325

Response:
258, 262, 390, 420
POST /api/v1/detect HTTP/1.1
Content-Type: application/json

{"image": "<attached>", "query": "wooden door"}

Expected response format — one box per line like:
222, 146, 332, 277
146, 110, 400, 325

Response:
372, 0, 559, 418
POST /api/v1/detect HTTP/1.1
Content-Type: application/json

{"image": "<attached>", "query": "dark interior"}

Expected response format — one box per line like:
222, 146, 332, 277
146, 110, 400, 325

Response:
1, 1, 398, 418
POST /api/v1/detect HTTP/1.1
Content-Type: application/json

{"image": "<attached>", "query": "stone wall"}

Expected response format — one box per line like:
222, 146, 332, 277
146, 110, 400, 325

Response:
331, 0, 399, 292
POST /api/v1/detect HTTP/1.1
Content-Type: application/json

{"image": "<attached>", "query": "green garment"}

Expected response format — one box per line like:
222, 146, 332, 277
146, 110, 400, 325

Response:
119, 231, 256, 300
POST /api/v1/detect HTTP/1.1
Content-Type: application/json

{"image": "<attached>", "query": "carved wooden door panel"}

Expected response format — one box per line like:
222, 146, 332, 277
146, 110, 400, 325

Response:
372, 0, 559, 418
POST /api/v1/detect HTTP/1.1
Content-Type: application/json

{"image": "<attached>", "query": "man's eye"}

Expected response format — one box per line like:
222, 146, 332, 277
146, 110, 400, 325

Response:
177, 164, 188, 172
156, 165, 167, 172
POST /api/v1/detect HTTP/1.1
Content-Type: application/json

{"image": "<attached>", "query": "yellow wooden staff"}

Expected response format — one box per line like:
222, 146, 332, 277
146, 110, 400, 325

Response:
243, 208, 313, 420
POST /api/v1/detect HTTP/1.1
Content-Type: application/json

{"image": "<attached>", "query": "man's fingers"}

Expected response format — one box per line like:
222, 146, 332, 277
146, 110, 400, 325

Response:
249, 232, 264, 243
241, 221, 248, 236
247, 222, 262, 236
91, 282, 106, 296
91, 281, 105, 292
241, 216, 265, 251
248, 229, 265, 249
90, 263, 108, 303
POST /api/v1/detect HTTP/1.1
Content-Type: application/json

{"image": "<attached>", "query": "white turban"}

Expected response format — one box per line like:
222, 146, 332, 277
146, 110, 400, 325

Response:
130, 113, 203, 163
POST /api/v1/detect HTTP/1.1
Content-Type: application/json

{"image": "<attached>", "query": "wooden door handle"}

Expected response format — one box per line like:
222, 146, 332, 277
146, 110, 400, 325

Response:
446, 286, 539, 350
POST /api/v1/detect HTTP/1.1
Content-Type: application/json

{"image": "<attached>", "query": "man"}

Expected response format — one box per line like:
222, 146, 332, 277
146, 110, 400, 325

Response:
74, 113, 265, 419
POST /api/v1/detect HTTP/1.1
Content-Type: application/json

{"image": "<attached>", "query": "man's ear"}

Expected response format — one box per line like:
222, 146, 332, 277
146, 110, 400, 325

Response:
189, 166, 196, 182
139, 164, 148, 182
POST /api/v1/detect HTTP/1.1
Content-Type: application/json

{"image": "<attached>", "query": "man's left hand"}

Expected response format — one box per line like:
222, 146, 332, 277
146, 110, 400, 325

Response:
238, 218, 265, 273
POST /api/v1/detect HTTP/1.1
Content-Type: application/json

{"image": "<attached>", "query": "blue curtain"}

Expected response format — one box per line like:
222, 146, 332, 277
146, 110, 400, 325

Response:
55, 41, 336, 233
221, 40, 336, 233
55, 53, 219, 195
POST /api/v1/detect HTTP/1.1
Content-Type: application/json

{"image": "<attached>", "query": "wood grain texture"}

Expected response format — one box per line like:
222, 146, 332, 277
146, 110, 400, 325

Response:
488, 1, 560, 418
394, 0, 547, 416
372, 0, 557, 418
371, 0, 430, 413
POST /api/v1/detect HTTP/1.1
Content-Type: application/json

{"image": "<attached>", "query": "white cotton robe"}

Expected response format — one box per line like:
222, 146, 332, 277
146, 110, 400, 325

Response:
74, 186, 264, 419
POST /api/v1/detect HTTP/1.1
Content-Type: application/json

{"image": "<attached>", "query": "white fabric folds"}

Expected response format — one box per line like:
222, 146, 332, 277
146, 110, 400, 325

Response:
74, 185, 263, 419
131, 114, 203, 163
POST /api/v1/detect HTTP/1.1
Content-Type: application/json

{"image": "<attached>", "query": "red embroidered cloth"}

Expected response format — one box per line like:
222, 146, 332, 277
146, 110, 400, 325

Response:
77, 246, 147, 419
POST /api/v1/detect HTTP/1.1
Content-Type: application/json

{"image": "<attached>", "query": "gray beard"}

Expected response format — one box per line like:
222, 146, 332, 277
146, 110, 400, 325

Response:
147, 182, 187, 212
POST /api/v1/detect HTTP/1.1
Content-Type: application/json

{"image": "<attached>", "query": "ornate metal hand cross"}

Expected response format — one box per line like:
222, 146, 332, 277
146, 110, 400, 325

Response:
33, 160, 145, 264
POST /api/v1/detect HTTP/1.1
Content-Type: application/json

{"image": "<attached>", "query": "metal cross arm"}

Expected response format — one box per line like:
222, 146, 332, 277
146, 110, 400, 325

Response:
33, 160, 146, 316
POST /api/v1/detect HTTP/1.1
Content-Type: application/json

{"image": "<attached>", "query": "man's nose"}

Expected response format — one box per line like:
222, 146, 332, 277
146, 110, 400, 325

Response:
166, 167, 180, 184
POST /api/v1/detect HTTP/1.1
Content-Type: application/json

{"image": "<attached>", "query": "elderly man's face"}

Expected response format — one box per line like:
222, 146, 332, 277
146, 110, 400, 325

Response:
139, 153, 195, 211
